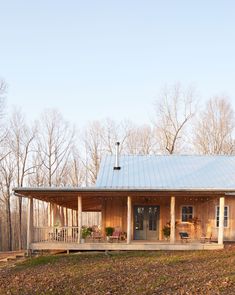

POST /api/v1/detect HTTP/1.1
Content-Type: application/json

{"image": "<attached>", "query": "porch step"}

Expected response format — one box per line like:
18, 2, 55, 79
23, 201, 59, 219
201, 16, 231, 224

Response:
0, 251, 26, 263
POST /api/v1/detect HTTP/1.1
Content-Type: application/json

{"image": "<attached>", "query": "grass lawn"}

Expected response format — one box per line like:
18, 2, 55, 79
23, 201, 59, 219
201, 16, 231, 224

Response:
0, 247, 235, 295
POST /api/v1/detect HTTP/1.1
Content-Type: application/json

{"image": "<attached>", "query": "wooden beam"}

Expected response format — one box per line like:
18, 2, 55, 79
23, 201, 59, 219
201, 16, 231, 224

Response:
65, 208, 68, 226
50, 203, 55, 226
170, 196, 175, 243
77, 195, 82, 244
26, 196, 34, 253
47, 202, 51, 227
127, 196, 132, 244
218, 197, 225, 245
101, 198, 106, 235
60, 206, 65, 226
14, 189, 229, 207
71, 210, 74, 227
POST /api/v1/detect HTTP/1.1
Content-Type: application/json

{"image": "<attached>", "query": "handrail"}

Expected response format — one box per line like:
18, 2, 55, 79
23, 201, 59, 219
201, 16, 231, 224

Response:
33, 226, 79, 243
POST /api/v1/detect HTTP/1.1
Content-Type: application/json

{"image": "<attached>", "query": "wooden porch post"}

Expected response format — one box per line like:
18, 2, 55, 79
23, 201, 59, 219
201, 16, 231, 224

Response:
51, 203, 55, 226
218, 197, 225, 245
101, 198, 106, 236
72, 210, 75, 226
47, 203, 51, 227
27, 196, 34, 254
127, 196, 132, 244
170, 196, 175, 243
77, 195, 82, 243
60, 206, 65, 226
65, 208, 68, 226
76, 210, 78, 226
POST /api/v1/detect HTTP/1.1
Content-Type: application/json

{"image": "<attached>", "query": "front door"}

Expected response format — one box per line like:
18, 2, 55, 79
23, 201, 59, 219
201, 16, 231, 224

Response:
134, 206, 160, 240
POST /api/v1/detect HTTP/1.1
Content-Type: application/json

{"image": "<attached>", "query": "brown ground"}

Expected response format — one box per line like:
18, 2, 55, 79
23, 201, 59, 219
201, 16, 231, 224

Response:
0, 247, 235, 295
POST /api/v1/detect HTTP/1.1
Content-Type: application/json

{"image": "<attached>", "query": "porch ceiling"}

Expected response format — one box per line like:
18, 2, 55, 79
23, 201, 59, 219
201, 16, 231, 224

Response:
13, 187, 234, 211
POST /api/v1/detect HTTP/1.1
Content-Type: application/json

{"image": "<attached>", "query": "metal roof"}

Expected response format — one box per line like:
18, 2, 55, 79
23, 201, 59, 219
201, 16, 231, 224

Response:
95, 155, 235, 190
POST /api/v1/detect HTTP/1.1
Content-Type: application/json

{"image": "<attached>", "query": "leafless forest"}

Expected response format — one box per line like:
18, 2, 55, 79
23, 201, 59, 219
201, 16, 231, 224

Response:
0, 80, 234, 251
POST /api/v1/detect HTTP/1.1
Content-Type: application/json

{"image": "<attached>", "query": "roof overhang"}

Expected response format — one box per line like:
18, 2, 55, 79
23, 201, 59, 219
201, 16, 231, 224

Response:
13, 186, 235, 203
13, 187, 235, 194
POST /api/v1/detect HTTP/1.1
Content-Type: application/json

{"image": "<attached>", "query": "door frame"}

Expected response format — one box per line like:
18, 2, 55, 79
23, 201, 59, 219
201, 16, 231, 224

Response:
133, 205, 160, 240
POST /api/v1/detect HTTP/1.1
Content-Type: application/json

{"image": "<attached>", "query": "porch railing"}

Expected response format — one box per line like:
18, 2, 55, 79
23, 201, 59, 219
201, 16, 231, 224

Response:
33, 227, 79, 243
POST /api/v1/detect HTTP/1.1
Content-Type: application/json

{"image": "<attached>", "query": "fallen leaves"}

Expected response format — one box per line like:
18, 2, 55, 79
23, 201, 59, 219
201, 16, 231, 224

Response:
0, 248, 234, 294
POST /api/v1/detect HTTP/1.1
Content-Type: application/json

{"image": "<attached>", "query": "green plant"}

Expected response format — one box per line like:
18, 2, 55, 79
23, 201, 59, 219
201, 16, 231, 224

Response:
162, 223, 171, 238
162, 221, 178, 238
105, 227, 114, 236
81, 226, 92, 239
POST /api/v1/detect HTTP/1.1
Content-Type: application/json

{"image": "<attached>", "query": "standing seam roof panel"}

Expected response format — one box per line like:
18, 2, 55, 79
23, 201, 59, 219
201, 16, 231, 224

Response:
95, 155, 235, 189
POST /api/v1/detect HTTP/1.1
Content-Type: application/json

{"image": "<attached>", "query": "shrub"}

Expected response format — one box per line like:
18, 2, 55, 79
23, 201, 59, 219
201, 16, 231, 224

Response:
81, 226, 92, 239
162, 224, 171, 238
105, 227, 114, 236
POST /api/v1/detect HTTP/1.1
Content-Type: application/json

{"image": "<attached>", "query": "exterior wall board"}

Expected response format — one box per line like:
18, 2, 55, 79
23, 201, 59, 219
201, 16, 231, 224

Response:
101, 196, 235, 241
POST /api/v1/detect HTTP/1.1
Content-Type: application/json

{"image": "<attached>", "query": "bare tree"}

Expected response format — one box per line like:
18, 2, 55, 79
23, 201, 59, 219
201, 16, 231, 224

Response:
100, 119, 122, 154
8, 109, 36, 249
154, 83, 197, 154
123, 122, 153, 154
0, 153, 15, 251
36, 109, 75, 187
0, 78, 9, 250
28, 151, 47, 187
193, 96, 235, 154
83, 119, 131, 184
0, 79, 6, 111
61, 146, 85, 187
83, 121, 104, 184
0, 79, 8, 150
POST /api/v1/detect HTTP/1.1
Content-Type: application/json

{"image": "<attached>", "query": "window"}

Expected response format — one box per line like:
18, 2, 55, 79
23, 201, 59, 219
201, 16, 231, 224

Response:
181, 206, 193, 222
135, 207, 144, 230
216, 206, 229, 228
148, 207, 158, 231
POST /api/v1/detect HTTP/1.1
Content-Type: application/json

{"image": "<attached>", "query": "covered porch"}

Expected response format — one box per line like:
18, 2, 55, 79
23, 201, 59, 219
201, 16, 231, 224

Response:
13, 188, 229, 252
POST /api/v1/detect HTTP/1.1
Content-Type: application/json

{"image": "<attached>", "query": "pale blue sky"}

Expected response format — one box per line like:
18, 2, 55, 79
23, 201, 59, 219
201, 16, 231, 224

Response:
1, 1, 235, 127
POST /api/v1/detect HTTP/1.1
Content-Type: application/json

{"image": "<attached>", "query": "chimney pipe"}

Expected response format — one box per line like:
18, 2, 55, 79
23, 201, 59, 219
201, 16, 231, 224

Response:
114, 142, 121, 170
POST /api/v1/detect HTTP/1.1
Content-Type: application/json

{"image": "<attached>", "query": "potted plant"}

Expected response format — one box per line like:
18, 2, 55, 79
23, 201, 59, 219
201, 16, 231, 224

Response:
162, 222, 171, 240
162, 221, 178, 240
81, 226, 92, 243
105, 227, 114, 241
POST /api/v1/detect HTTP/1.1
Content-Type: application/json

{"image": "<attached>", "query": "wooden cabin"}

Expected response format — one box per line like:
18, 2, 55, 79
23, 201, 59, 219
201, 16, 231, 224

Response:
13, 149, 235, 251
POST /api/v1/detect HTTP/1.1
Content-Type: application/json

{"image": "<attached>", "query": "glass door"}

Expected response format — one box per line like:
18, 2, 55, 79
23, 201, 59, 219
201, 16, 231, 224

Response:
134, 206, 160, 240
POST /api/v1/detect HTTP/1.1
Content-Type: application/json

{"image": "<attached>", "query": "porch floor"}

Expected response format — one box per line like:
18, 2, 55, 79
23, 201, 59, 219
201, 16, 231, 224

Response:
30, 240, 223, 251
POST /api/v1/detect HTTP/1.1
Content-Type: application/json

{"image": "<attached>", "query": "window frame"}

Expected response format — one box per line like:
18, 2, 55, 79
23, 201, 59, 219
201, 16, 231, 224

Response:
215, 205, 229, 228
181, 205, 194, 223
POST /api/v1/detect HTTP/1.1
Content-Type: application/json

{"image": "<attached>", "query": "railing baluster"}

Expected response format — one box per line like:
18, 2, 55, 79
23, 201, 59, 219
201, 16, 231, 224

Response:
33, 226, 80, 243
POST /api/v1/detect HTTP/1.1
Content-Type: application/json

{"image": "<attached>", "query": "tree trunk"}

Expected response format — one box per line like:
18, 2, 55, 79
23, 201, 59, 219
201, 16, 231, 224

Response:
6, 196, 12, 251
